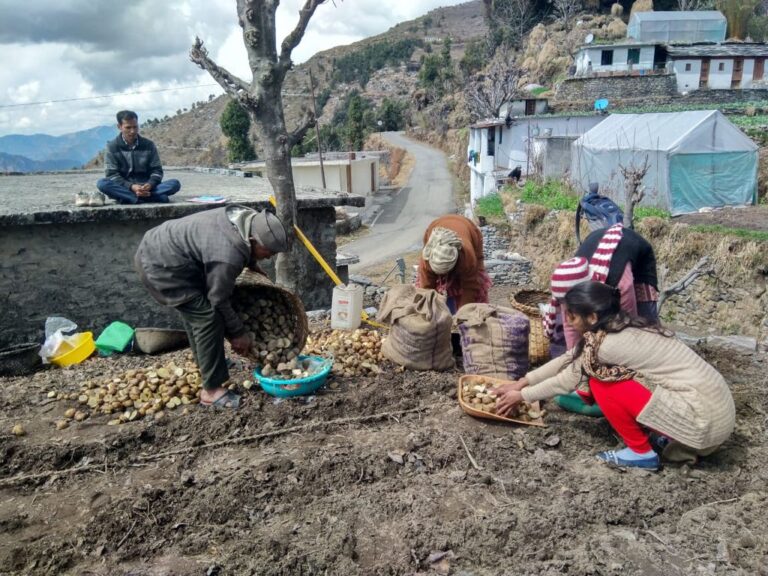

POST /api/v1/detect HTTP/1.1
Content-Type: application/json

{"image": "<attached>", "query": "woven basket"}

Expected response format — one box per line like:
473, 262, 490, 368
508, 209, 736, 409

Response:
233, 270, 309, 359
457, 375, 546, 427
508, 289, 551, 366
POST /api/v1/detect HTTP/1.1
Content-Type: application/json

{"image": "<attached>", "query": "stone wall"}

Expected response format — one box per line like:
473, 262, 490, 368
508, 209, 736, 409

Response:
554, 75, 768, 110
481, 225, 533, 286
0, 200, 357, 348
555, 74, 678, 104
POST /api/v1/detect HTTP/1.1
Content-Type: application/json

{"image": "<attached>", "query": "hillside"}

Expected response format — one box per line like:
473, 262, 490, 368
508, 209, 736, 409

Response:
0, 125, 114, 172
129, 0, 487, 167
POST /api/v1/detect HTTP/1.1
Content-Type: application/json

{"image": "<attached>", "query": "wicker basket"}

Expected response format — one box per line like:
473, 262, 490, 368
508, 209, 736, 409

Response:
233, 270, 309, 359
457, 375, 546, 427
508, 289, 551, 366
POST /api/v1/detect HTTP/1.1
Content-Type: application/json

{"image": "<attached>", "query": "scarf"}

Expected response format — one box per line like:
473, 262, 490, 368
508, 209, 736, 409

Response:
578, 330, 637, 392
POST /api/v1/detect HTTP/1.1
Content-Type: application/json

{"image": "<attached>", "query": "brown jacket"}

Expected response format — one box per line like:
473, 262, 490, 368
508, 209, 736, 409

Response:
417, 214, 485, 310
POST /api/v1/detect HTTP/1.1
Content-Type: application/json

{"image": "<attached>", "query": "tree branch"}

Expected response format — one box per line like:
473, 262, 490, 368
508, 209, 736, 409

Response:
189, 37, 249, 96
287, 110, 317, 148
658, 256, 714, 312
279, 0, 334, 76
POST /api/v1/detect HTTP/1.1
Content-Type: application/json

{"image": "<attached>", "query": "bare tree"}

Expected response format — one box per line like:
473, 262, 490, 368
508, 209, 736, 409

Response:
551, 0, 583, 33
483, 0, 537, 49
657, 257, 715, 312
190, 1, 335, 289
464, 49, 523, 120
619, 156, 649, 228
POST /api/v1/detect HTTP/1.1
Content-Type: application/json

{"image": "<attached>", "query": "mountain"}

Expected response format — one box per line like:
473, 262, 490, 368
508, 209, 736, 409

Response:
0, 125, 114, 171
0, 151, 81, 173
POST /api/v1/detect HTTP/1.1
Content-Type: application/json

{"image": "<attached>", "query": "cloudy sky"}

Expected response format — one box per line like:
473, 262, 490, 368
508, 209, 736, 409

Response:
0, 0, 468, 137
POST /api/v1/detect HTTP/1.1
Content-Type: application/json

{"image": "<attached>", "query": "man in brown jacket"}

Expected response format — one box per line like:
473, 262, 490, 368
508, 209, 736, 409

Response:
417, 214, 491, 313
135, 205, 288, 408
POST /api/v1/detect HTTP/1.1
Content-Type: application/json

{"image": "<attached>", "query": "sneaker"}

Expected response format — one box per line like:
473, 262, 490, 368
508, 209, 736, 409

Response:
597, 449, 660, 471
75, 192, 90, 207
88, 191, 106, 206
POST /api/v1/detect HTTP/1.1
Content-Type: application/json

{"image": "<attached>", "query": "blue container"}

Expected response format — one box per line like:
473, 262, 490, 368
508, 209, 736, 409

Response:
253, 355, 333, 398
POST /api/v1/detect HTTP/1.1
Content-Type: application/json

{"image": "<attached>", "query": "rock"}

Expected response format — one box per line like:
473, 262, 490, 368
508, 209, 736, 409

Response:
388, 451, 405, 465
706, 335, 757, 355
739, 531, 757, 549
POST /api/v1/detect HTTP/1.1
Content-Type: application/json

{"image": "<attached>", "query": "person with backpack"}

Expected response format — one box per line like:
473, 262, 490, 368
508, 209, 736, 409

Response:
494, 281, 735, 470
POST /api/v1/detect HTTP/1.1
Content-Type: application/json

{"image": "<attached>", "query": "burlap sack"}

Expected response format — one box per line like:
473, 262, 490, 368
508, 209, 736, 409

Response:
455, 303, 529, 380
377, 285, 454, 371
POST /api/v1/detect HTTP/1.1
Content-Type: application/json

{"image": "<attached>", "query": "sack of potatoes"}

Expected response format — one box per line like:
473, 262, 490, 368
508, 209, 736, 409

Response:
460, 377, 545, 421
232, 271, 308, 374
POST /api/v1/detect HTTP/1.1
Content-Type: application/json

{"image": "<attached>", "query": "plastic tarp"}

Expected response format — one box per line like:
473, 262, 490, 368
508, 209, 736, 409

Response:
669, 152, 757, 214
627, 11, 727, 43
571, 111, 758, 215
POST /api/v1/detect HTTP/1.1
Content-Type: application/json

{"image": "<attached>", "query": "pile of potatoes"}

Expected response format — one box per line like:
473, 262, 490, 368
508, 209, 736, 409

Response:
304, 328, 384, 377
461, 378, 545, 421
261, 356, 321, 380
232, 290, 303, 371
51, 360, 202, 428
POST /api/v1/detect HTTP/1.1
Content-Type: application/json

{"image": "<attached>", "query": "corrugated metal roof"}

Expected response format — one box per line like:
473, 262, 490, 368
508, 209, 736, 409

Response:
630, 10, 725, 22
667, 43, 768, 57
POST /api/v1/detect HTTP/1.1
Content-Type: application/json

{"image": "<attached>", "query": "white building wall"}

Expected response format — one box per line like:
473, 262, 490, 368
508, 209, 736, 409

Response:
673, 60, 702, 92
708, 59, 733, 89
575, 46, 655, 74
350, 159, 378, 194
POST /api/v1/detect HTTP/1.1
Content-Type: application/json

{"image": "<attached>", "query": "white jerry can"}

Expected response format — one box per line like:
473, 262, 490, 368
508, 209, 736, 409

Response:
330, 284, 363, 330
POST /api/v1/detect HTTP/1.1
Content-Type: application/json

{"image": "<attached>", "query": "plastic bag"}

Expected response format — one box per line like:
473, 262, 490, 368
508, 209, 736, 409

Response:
39, 317, 78, 363
95, 321, 135, 356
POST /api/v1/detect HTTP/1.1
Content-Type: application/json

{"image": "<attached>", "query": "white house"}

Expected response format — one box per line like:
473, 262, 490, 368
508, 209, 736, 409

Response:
574, 42, 658, 76
240, 153, 380, 195
467, 115, 606, 204
667, 43, 768, 92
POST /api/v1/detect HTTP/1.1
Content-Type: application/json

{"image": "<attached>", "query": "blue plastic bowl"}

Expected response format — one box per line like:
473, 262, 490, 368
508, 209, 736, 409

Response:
253, 355, 333, 398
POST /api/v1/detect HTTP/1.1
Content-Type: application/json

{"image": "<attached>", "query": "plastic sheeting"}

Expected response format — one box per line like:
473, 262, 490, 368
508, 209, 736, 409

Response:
627, 11, 726, 43
670, 152, 757, 215
571, 111, 758, 215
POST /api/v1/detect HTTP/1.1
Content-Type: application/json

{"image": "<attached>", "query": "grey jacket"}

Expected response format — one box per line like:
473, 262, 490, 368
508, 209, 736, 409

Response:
134, 207, 252, 337
104, 134, 163, 189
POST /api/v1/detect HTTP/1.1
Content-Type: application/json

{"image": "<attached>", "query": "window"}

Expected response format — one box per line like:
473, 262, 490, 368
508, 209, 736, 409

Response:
627, 49, 640, 65
601, 50, 614, 66
685, 63, 692, 71
718, 62, 725, 72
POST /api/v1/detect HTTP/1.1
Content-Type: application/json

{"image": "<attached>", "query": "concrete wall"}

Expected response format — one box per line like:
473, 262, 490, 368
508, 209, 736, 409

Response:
709, 59, 733, 89
0, 200, 358, 348
533, 136, 579, 180
673, 59, 702, 92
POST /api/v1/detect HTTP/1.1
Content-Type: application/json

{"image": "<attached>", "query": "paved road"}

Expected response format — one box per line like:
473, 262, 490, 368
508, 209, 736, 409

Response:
347, 132, 457, 272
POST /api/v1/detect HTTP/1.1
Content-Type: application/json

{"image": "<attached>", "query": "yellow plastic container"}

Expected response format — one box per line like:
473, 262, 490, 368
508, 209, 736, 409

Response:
51, 332, 95, 367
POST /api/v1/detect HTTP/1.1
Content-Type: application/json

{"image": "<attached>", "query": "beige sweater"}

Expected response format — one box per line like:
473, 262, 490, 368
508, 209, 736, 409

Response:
521, 328, 735, 450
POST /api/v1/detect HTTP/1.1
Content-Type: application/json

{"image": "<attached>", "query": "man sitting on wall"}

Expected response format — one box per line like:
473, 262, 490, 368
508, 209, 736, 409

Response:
96, 110, 181, 204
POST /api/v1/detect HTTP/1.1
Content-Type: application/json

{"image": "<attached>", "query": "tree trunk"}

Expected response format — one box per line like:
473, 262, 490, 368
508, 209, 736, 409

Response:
250, 92, 300, 290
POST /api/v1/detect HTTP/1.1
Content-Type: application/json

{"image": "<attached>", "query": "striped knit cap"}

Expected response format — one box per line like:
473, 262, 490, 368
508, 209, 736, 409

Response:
588, 223, 623, 282
550, 257, 591, 299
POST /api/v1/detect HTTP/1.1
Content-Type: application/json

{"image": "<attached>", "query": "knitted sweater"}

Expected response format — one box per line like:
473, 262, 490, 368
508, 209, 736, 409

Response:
521, 328, 735, 450
417, 215, 485, 309
576, 227, 658, 289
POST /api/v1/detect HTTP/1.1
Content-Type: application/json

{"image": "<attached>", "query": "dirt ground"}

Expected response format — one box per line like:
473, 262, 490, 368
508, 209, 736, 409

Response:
675, 205, 768, 232
2, 284, 767, 576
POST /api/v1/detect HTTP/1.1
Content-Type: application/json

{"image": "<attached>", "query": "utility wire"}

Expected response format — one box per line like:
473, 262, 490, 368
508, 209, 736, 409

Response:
0, 83, 222, 109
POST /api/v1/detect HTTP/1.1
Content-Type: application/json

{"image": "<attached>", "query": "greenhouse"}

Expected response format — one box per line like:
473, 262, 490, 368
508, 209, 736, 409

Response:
571, 111, 758, 216
627, 11, 727, 44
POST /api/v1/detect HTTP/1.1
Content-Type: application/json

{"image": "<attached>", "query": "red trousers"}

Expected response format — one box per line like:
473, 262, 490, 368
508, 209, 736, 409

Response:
589, 377, 653, 453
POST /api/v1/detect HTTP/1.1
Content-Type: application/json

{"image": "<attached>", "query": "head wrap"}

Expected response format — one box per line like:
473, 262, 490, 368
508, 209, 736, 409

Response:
422, 227, 462, 275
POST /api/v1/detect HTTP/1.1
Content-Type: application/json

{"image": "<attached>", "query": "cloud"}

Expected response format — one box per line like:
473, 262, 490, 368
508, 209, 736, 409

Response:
0, 0, 469, 136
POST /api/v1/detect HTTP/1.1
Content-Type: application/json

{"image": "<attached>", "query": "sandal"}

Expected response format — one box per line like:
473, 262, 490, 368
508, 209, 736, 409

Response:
597, 450, 660, 470
201, 389, 241, 410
